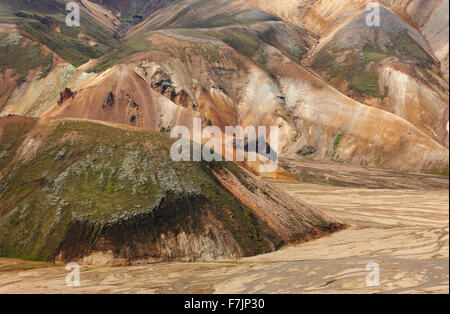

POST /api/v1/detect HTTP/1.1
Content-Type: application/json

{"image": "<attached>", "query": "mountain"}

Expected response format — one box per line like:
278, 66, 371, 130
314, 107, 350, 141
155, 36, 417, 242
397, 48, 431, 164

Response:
0, 115, 342, 264
0, 0, 448, 263
1, 0, 447, 174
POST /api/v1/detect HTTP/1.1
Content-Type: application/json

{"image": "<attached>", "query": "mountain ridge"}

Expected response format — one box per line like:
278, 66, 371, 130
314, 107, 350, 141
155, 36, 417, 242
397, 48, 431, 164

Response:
1, 0, 448, 174
0, 115, 344, 264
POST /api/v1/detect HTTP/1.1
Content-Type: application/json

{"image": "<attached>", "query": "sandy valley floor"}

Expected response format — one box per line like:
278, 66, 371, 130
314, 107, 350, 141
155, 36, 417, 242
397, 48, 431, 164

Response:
0, 181, 448, 294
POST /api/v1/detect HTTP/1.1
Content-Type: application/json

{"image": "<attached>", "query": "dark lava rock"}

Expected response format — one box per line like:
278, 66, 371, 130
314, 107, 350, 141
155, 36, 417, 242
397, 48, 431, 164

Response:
297, 145, 317, 156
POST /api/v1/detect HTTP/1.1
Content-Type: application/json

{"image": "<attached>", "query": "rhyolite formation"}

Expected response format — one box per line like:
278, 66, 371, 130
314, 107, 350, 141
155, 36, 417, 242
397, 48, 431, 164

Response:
0, 0, 448, 174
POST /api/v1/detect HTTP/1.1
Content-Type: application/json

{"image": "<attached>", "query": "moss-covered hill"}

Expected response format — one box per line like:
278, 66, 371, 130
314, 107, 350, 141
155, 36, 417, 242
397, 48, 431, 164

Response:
0, 116, 342, 264
0, 33, 55, 86
0, 0, 119, 67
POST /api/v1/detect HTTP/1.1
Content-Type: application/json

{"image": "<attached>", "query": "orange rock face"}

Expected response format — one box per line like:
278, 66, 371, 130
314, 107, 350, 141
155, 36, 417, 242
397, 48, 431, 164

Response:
0, 0, 448, 174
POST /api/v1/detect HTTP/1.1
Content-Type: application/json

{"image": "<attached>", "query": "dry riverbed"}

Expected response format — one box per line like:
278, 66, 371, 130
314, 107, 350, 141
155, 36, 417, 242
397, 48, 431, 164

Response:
0, 181, 448, 294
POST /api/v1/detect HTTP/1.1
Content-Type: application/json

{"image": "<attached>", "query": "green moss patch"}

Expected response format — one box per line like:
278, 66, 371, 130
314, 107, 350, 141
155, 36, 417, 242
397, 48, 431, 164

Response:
312, 30, 436, 98
88, 34, 154, 72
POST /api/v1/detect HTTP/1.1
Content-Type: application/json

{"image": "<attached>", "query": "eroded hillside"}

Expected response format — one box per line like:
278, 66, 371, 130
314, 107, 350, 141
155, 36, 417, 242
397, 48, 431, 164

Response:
0, 0, 448, 174
0, 116, 343, 264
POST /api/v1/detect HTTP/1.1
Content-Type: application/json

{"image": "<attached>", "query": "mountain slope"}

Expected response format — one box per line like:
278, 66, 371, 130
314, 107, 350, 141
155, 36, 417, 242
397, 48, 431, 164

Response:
0, 116, 343, 264
0, 0, 448, 174
309, 6, 448, 146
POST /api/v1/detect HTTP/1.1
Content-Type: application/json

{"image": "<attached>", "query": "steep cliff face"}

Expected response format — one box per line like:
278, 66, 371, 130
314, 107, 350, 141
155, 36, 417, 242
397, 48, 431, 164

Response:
0, 0, 448, 174
0, 116, 343, 265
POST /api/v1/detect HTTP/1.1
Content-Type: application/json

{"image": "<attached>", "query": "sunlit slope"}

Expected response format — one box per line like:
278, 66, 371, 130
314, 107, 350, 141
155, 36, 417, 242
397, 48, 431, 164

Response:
0, 116, 343, 264
0, 0, 120, 66
0, 0, 448, 174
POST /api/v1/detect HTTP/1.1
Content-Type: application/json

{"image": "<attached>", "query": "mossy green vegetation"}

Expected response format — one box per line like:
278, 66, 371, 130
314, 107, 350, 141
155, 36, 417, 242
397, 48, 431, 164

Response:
333, 132, 344, 152
0, 35, 54, 82
17, 18, 114, 67
88, 34, 154, 72
182, 9, 277, 29
179, 28, 266, 67
190, 28, 279, 76
258, 27, 308, 63
187, 13, 238, 29
190, 42, 222, 63
362, 44, 387, 62
148, 0, 277, 31
375, 152, 383, 167
386, 32, 434, 65
0, 117, 283, 261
